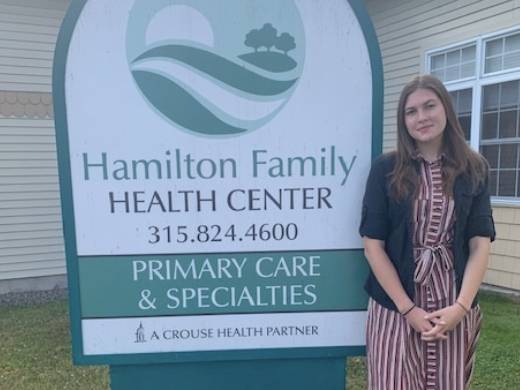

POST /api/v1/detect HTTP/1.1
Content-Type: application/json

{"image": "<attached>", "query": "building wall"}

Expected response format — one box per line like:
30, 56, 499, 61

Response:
365, 0, 520, 291
1, 0, 518, 293
0, 0, 68, 286
489, 206, 520, 290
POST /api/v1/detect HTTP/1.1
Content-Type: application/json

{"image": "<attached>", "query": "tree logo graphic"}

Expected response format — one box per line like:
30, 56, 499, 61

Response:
241, 23, 297, 71
126, 0, 305, 137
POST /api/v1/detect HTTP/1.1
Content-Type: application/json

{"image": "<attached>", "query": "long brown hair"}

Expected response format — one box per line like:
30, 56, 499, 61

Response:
389, 74, 487, 200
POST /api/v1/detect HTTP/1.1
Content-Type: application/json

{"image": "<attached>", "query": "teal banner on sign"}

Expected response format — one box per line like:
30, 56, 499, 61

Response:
79, 250, 368, 317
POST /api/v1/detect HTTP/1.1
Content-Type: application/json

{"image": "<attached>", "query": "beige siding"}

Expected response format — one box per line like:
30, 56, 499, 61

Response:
487, 207, 520, 290
0, 0, 68, 283
0, 118, 65, 280
0, 0, 66, 93
365, 0, 520, 292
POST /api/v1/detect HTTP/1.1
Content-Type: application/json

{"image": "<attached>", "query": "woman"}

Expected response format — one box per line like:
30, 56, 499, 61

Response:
359, 75, 495, 390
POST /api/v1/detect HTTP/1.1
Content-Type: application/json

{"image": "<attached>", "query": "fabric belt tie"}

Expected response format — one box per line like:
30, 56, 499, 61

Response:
414, 244, 453, 301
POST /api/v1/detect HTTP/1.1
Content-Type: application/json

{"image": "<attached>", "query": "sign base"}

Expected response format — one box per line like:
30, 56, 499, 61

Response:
110, 358, 347, 389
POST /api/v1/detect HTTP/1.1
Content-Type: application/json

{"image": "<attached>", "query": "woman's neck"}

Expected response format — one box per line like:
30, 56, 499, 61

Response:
415, 143, 442, 162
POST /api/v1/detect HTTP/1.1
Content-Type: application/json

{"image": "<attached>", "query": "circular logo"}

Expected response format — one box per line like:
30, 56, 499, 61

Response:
126, 0, 305, 136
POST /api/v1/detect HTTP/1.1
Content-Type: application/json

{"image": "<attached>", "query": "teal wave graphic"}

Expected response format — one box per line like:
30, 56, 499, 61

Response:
132, 44, 297, 96
132, 70, 246, 135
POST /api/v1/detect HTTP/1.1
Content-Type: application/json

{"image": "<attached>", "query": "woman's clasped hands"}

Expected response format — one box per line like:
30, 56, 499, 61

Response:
404, 303, 467, 341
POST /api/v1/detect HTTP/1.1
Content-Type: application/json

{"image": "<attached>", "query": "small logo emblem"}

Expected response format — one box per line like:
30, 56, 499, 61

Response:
135, 322, 146, 343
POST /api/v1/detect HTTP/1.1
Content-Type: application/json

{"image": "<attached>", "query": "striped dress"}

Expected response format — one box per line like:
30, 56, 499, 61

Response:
366, 158, 482, 390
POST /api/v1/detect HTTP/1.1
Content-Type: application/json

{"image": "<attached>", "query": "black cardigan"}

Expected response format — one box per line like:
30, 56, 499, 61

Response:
359, 153, 496, 311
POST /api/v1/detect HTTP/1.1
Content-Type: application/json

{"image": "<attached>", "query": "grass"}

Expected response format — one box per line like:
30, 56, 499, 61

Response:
0, 299, 108, 390
471, 292, 520, 389
0, 292, 518, 389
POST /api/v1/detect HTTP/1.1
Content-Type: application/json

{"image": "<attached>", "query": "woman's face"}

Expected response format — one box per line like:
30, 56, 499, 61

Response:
404, 88, 447, 151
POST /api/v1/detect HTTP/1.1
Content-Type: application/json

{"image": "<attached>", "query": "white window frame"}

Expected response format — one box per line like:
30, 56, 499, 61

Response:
425, 26, 520, 205
427, 39, 478, 86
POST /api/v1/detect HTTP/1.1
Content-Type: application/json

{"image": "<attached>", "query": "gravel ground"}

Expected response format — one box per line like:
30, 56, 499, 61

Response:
0, 287, 69, 307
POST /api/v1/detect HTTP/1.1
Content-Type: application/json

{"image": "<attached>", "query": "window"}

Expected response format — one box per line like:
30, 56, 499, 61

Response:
449, 88, 472, 140
427, 28, 520, 202
484, 32, 520, 74
430, 45, 476, 82
480, 81, 520, 197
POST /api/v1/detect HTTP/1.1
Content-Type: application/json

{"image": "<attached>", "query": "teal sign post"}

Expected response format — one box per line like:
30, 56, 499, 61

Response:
53, 0, 382, 388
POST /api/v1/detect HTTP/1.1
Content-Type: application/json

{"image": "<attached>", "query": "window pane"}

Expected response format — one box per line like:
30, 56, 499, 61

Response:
447, 50, 460, 66
500, 81, 519, 109
482, 112, 498, 139
431, 54, 445, 70
449, 91, 458, 109
445, 65, 459, 81
498, 170, 516, 196
489, 170, 498, 196
517, 171, 520, 197
481, 145, 499, 169
459, 89, 472, 113
483, 84, 499, 110
431, 69, 444, 81
503, 51, 520, 70
459, 116, 471, 140
461, 46, 476, 62
499, 144, 518, 168
505, 33, 520, 52
485, 34, 520, 73
499, 110, 518, 138
450, 89, 472, 141
486, 38, 504, 56
460, 62, 475, 78
485, 57, 502, 73
429, 46, 476, 80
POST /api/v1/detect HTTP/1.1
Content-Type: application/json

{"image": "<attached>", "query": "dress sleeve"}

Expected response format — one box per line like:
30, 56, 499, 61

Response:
359, 158, 390, 241
466, 176, 496, 242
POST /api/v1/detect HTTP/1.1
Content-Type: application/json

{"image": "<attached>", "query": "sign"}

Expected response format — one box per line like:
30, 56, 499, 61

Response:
54, 0, 382, 365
